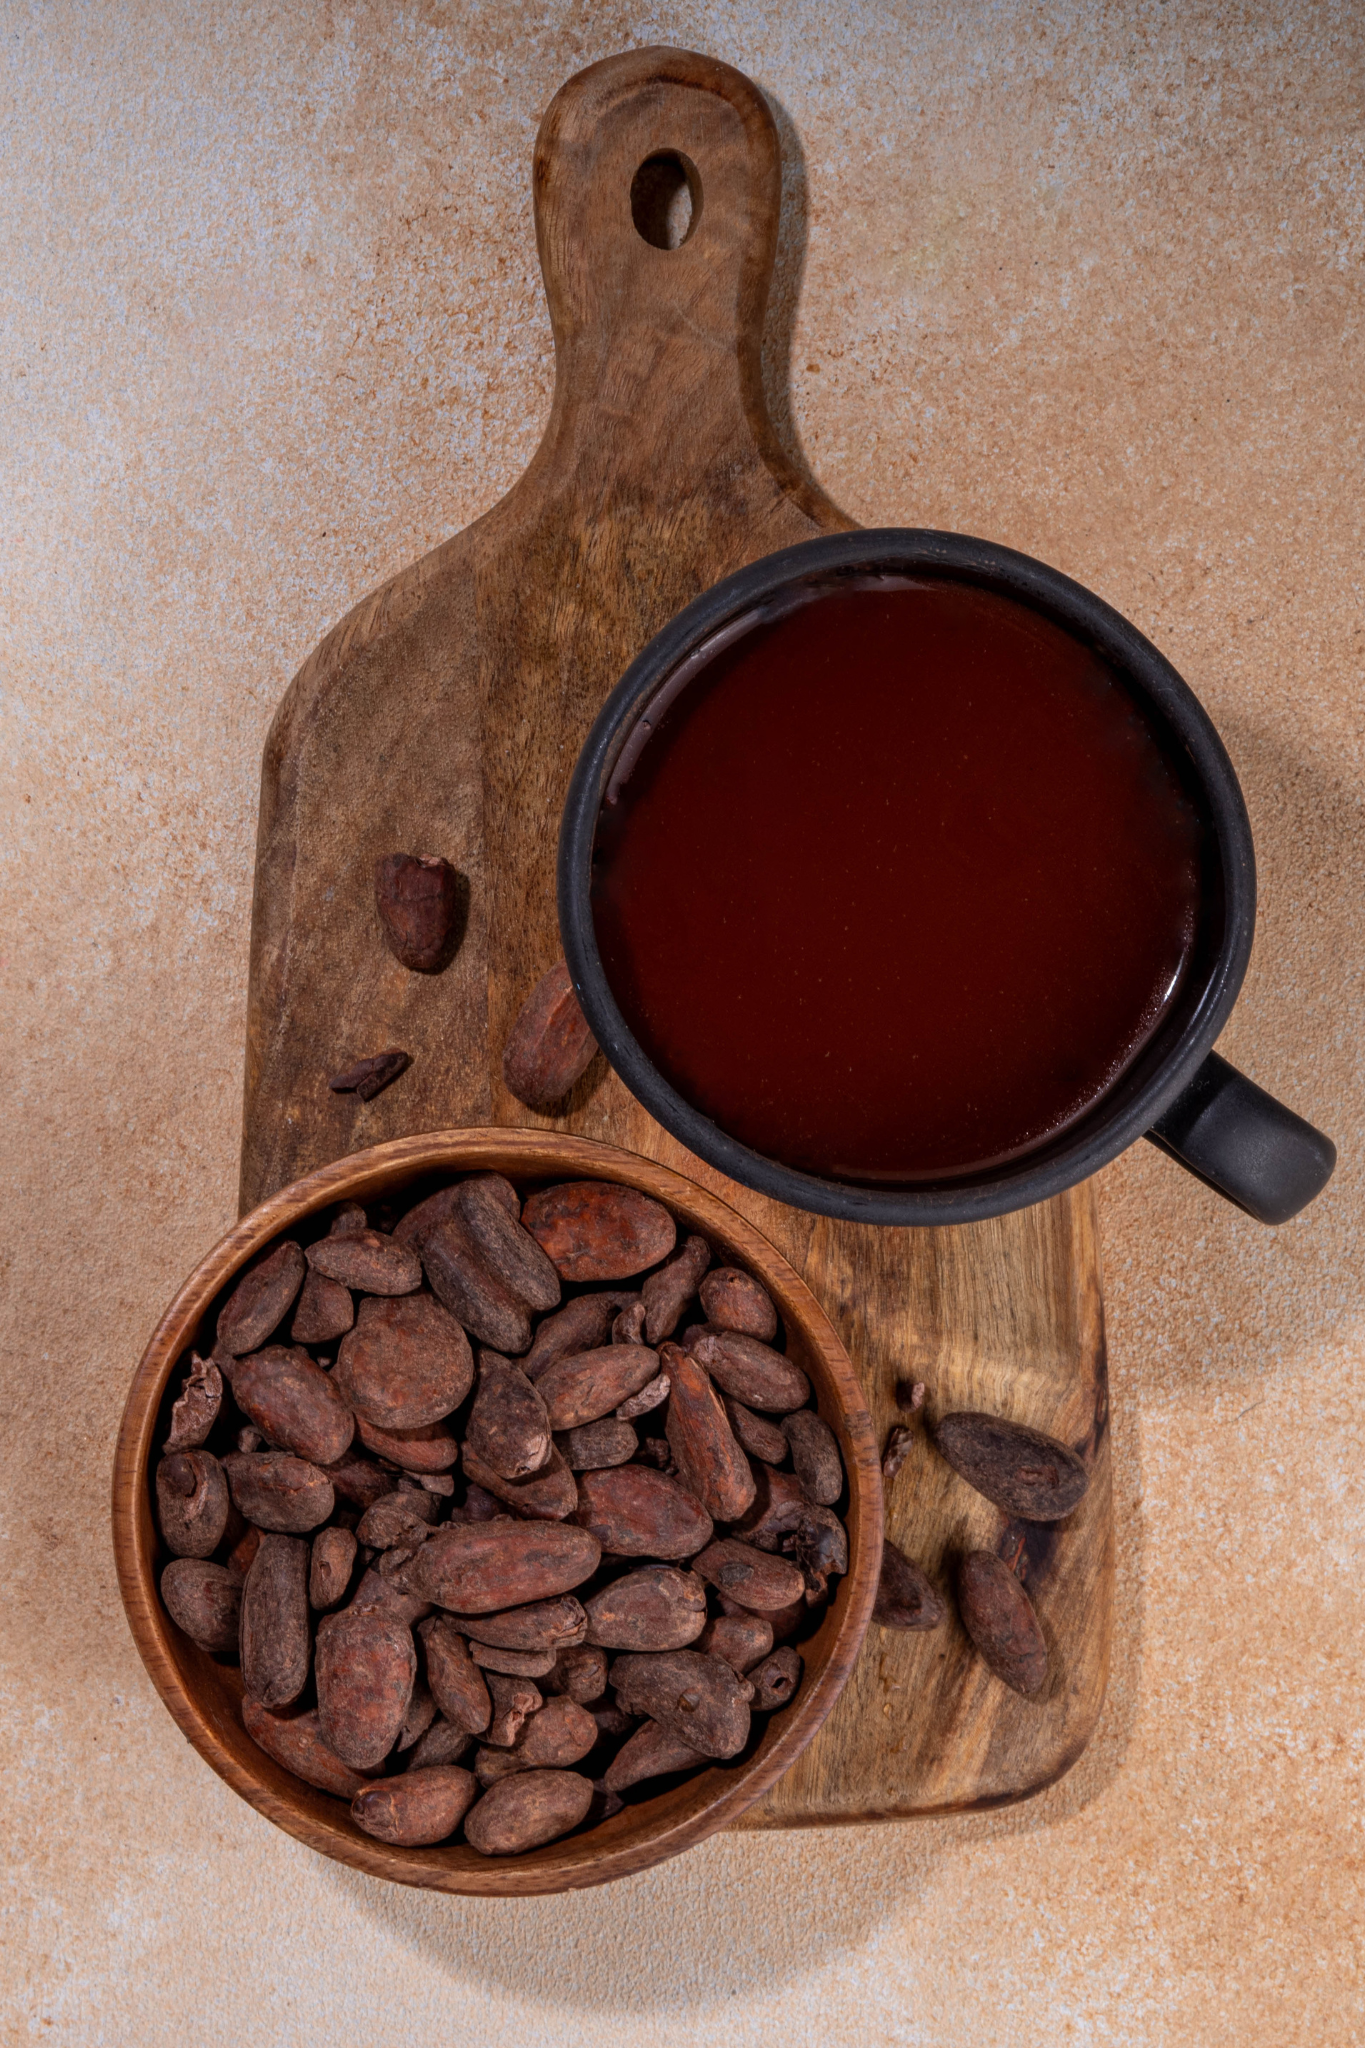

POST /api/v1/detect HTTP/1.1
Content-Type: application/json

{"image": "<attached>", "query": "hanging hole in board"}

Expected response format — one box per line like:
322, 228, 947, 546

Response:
630, 151, 702, 250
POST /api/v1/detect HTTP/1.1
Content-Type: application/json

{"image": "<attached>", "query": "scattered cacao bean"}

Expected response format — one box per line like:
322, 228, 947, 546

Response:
873, 1539, 945, 1631
546, 1644, 608, 1703
610, 1650, 751, 1759
353, 1765, 478, 1845
290, 1270, 355, 1346
933, 1412, 1089, 1522
699, 1268, 778, 1342
723, 1397, 787, 1465
156, 1451, 230, 1558
374, 853, 465, 974
641, 1235, 711, 1345
697, 1613, 773, 1674
241, 1534, 311, 1709
522, 1182, 676, 1282
574, 1465, 713, 1561
401, 1520, 601, 1614
957, 1549, 1048, 1695
216, 1241, 306, 1357
327, 1048, 411, 1101
310, 1526, 358, 1611
470, 1641, 558, 1677
685, 1327, 809, 1412
160, 1558, 241, 1651
423, 1215, 533, 1355
335, 1293, 473, 1430
484, 1670, 543, 1747
584, 1566, 707, 1652
229, 1345, 355, 1466
692, 1539, 805, 1612
781, 1409, 843, 1506
466, 1353, 552, 1480
165, 1354, 223, 1450
354, 1415, 459, 1472
223, 1451, 335, 1533
455, 1178, 561, 1313
460, 1443, 579, 1521
615, 1373, 669, 1421
602, 1718, 708, 1791
662, 1342, 756, 1522
748, 1646, 802, 1711
896, 1378, 927, 1413
502, 961, 598, 1115
464, 1769, 594, 1856
316, 1606, 417, 1767
407, 1717, 472, 1770
557, 1419, 637, 1470
241, 1697, 371, 1795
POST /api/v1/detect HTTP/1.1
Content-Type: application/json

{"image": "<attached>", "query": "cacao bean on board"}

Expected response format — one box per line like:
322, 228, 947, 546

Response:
609, 1650, 751, 1759
353, 1765, 479, 1845
463, 1769, 594, 1856
455, 1178, 562, 1313
501, 960, 599, 1115
327, 1048, 411, 1101
873, 1539, 946, 1632
216, 1240, 306, 1357
165, 1354, 222, 1451
661, 1343, 755, 1523
241, 1698, 370, 1797
160, 1559, 241, 1652
156, 1451, 230, 1559
641, 1235, 711, 1345
229, 1345, 355, 1466
374, 852, 466, 974
335, 1293, 473, 1431
241, 1534, 311, 1710
316, 1607, 417, 1768
466, 1354, 552, 1480
699, 1267, 778, 1342
957, 1550, 1048, 1695
573, 1465, 713, 1561
522, 1182, 676, 1282
933, 1412, 1089, 1522
881, 1425, 915, 1482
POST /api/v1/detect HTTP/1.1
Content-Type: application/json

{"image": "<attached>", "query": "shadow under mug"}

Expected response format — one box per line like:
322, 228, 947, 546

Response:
558, 530, 1336, 1230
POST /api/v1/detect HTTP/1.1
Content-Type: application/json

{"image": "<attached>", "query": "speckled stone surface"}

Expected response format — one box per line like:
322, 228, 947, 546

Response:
3, 4, 1362, 2042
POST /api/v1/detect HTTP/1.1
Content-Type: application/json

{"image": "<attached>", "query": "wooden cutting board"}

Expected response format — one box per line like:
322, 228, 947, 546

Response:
240, 45, 1113, 1827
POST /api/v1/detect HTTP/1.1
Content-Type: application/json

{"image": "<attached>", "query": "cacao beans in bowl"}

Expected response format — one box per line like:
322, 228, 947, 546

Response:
112, 1129, 881, 1896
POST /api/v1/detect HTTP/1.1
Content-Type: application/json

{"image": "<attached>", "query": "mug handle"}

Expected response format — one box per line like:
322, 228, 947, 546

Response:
1145, 1051, 1336, 1224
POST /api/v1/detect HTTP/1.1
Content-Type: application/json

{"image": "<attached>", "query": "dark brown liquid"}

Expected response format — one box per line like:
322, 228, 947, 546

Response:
592, 578, 1205, 1184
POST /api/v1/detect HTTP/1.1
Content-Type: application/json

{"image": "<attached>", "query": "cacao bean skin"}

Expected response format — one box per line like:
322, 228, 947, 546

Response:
610, 1650, 751, 1759
165, 1354, 222, 1451
422, 1216, 533, 1355
455, 1180, 562, 1313
446, 1596, 586, 1653
290, 1271, 355, 1346
662, 1343, 756, 1522
699, 1267, 778, 1342
780, 1409, 844, 1507
881, 1425, 915, 1482
584, 1566, 708, 1652
501, 961, 598, 1115
470, 1641, 557, 1677
327, 1048, 411, 1100
464, 1769, 594, 1856
536, 1345, 661, 1431
307, 1230, 422, 1298
546, 1644, 608, 1703
557, 1419, 637, 1470
780, 1507, 849, 1602
160, 1559, 241, 1651
615, 1375, 670, 1422
748, 1645, 802, 1711
241, 1698, 370, 1796
685, 1327, 809, 1412
223, 1452, 335, 1533
485, 1671, 543, 1746
641, 1235, 712, 1345
958, 1550, 1048, 1695
217, 1240, 306, 1357
697, 1612, 774, 1674
873, 1539, 946, 1631
513, 1695, 597, 1768
460, 1444, 579, 1521
466, 1354, 552, 1480
316, 1607, 417, 1767
355, 1489, 441, 1549
933, 1412, 1090, 1522
373, 853, 465, 974
693, 1538, 805, 1612
603, 1718, 707, 1791
241, 1535, 311, 1709
229, 1345, 355, 1466
521, 1292, 629, 1381
355, 1415, 459, 1472
407, 1716, 472, 1770
574, 1466, 714, 1561
309, 1526, 358, 1611
156, 1451, 230, 1558
522, 1182, 676, 1282
335, 1293, 473, 1431
420, 1617, 492, 1733
353, 1765, 478, 1845
401, 1521, 602, 1614
723, 1397, 787, 1465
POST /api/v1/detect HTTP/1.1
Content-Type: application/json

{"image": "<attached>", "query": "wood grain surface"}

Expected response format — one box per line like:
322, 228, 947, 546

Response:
240, 44, 1113, 1826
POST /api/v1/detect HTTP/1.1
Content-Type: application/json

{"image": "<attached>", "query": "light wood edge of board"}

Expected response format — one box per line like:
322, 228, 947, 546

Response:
112, 1128, 883, 1896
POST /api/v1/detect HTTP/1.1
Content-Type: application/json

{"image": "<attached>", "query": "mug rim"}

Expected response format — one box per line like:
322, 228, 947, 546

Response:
558, 527, 1256, 1226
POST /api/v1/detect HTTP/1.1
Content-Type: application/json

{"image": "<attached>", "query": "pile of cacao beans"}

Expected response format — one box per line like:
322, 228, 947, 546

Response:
153, 1172, 848, 1857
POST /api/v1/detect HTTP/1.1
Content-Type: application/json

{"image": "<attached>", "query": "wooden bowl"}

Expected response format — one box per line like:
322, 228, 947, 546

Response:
112, 1129, 882, 1895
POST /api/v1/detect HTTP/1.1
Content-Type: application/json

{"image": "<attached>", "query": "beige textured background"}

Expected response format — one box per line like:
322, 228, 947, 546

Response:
3, 2, 1362, 2041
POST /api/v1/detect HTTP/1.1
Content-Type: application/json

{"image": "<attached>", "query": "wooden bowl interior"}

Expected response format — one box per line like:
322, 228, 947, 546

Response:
113, 1130, 881, 1895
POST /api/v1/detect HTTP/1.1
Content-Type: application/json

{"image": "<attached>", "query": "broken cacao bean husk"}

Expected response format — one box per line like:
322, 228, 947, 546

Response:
873, 1538, 946, 1631
484, 1670, 543, 1747
165, 1354, 222, 1451
615, 1373, 669, 1421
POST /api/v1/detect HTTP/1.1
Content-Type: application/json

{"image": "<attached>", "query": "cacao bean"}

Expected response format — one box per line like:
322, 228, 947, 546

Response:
535, 1345, 660, 1431
165, 1354, 222, 1451
699, 1267, 778, 1342
574, 1466, 713, 1561
464, 1769, 594, 1856
609, 1650, 751, 1759
641, 1235, 711, 1345
353, 1765, 478, 1845
156, 1451, 230, 1558
512, 1695, 596, 1768
229, 1344, 355, 1466
611, 1299, 646, 1345
327, 1048, 411, 1101
309, 1526, 358, 1611
616, 1374, 670, 1421
223, 1452, 335, 1533
662, 1342, 756, 1522
466, 1354, 552, 1479
417, 1472, 455, 1495
781, 1409, 843, 1507
419, 1617, 491, 1732
335, 1293, 473, 1430
407, 1716, 472, 1770
350, 1564, 432, 1628
241, 1697, 371, 1796
873, 1539, 945, 1631
316, 1606, 417, 1767
557, 1419, 637, 1470
584, 1566, 707, 1652
546, 1644, 608, 1703
720, 1589, 806, 1645
241, 1534, 311, 1709
160, 1558, 241, 1651
329, 1202, 370, 1237
933, 1412, 1089, 1522
446, 1595, 587, 1653
697, 1613, 773, 1674
522, 1182, 676, 1282
501, 960, 598, 1114
318, 1451, 397, 1510
373, 853, 465, 974
685, 1327, 809, 1412
355, 1415, 458, 1473
603, 1718, 707, 1791
398, 1678, 438, 1751
460, 1444, 578, 1521
475, 1746, 527, 1786
422, 1216, 533, 1355
958, 1549, 1048, 1695
522, 1291, 630, 1381
290, 1270, 355, 1346
217, 1240, 306, 1356
454, 1179, 561, 1313
748, 1645, 802, 1711
401, 1521, 601, 1614
590, 1701, 633, 1737
470, 1641, 557, 1677
735, 1466, 813, 1548
224, 1521, 262, 1581
692, 1539, 805, 1612
724, 1397, 788, 1465
356, 1489, 441, 1549
485, 1670, 543, 1746
307, 1230, 422, 1298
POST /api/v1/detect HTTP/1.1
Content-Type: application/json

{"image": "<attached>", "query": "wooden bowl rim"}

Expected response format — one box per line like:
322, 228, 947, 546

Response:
112, 1128, 883, 1895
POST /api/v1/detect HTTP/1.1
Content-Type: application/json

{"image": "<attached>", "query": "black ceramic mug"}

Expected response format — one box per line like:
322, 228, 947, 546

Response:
559, 530, 1336, 1229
